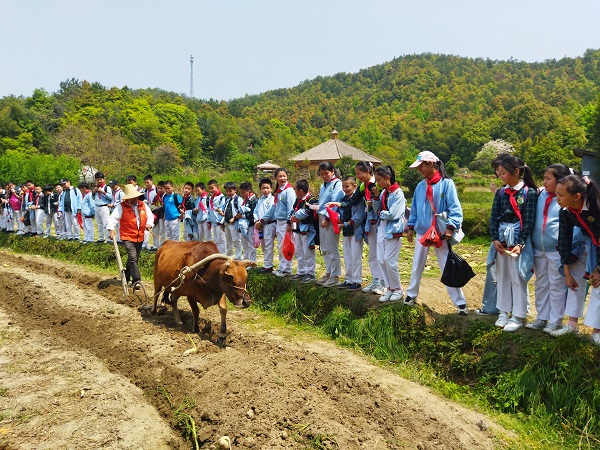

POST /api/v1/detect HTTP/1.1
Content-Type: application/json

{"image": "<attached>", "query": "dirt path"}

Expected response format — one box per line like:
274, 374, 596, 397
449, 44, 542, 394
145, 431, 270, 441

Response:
0, 251, 504, 449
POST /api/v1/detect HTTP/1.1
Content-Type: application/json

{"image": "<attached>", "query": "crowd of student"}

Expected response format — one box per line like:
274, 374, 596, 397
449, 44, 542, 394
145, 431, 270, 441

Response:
0, 151, 599, 345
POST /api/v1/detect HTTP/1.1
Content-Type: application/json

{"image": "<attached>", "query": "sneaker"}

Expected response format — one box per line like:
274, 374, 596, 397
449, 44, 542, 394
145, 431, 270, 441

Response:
274, 270, 292, 278
336, 281, 351, 289
316, 274, 330, 285
379, 290, 393, 303
301, 274, 317, 284
543, 323, 561, 334
591, 333, 600, 346
389, 290, 404, 302
323, 276, 340, 287
258, 267, 273, 273
346, 283, 362, 292
457, 305, 469, 315
474, 309, 490, 316
372, 282, 387, 295
290, 274, 304, 281
403, 296, 416, 306
525, 318, 547, 330
362, 279, 379, 293
503, 317, 523, 332
495, 313, 510, 328
550, 324, 579, 337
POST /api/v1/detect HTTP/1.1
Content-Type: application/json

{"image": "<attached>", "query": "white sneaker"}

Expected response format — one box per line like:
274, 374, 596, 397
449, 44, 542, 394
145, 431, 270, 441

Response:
323, 276, 340, 287
503, 317, 523, 332
274, 270, 291, 278
495, 313, 510, 328
457, 305, 469, 315
362, 279, 378, 293
591, 333, 600, 346
525, 318, 547, 330
372, 282, 387, 296
316, 274, 330, 285
379, 290, 393, 303
543, 323, 561, 334
550, 324, 579, 337
389, 290, 404, 302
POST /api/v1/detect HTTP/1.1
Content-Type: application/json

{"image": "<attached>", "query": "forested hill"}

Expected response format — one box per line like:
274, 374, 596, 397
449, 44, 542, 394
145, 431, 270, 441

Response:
2, 50, 600, 183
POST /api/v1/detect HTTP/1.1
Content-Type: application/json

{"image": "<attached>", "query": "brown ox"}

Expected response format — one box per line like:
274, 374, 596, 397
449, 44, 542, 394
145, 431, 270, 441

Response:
152, 240, 254, 346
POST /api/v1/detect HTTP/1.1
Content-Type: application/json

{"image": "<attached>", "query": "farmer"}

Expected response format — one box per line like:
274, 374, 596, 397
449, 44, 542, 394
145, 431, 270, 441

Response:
107, 184, 154, 288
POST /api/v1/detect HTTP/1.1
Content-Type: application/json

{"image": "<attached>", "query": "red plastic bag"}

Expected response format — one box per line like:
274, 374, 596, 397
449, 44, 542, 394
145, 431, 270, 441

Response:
419, 223, 443, 248
76, 211, 83, 228
282, 230, 295, 261
325, 207, 341, 234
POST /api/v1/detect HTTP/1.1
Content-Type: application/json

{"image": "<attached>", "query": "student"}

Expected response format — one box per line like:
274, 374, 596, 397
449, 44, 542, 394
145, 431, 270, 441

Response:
6, 183, 22, 233
53, 183, 65, 239
163, 180, 183, 241
41, 185, 56, 238
374, 165, 406, 302
326, 176, 365, 290
28, 184, 45, 236
254, 178, 276, 272
126, 174, 139, 190
194, 182, 210, 242
239, 182, 258, 262
223, 181, 244, 260
355, 161, 385, 295
273, 168, 296, 277
527, 164, 572, 332
59, 178, 82, 241
142, 174, 157, 249
79, 182, 95, 242
107, 184, 154, 288
554, 174, 600, 342
290, 179, 318, 283
316, 162, 344, 287
489, 154, 538, 332
92, 172, 113, 243
108, 180, 124, 242
22, 182, 35, 235
179, 181, 196, 241
405, 151, 467, 313
150, 181, 166, 248
207, 179, 227, 254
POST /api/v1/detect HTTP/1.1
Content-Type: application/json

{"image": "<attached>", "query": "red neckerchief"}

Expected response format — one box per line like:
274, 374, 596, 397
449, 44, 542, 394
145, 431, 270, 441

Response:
294, 192, 311, 212
274, 182, 291, 204
153, 192, 163, 206
380, 183, 400, 211
243, 193, 255, 206
197, 192, 208, 212
568, 204, 599, 247
182, 194, 190, 211
505, 187, 523, 228
210, 189, 221, 210
425, 171, 442, 205
34, 193, 39, 206
542, 192, 556, 232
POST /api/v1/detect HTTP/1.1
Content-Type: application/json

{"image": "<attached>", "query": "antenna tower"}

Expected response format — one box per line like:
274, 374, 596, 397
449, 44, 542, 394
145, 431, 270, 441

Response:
190, 55, 194, 98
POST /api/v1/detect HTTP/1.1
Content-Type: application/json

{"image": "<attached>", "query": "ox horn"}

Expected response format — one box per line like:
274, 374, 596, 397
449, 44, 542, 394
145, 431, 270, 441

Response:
182, 253, 232, 274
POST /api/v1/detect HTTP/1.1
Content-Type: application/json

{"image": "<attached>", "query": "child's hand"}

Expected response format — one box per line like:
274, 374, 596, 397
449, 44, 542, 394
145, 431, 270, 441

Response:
320, 219, 329, 228
406, 229, 414, 243
493, 240, 505, 254
566, 274, 579, 290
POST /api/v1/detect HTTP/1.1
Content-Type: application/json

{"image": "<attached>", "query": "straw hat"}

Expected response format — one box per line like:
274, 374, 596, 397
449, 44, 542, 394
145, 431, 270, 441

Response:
122, 184, 144, 201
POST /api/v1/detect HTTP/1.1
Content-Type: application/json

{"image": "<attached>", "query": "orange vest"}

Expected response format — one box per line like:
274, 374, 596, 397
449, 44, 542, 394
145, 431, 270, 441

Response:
120, 200, 147, 242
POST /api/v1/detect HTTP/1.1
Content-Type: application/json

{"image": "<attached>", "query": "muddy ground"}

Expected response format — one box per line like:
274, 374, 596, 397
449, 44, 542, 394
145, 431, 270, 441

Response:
0, 250, 506, 449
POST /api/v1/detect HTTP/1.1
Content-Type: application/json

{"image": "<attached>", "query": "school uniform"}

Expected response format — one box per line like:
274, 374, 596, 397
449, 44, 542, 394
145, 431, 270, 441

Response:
376, 183, 406, 292
361, 178, 384, 289
151, 192, 166, 248
180, 194, 196, 241
194, 193, 210, 242
406, 176, 467, 307
142, 185, 157, 248
42, 191, 59, 237
23, 190, 35, 234
291, 193, 318, 277
208, 190, 227, 254
93, 183, 113, 242
490, 182, 538, 321
254, 193, 276, 269
317, 178, 344, 278
6, 190, 22, 232
163, 192, 183, 241
339, 190, 366, 285
59, 187, 83, 240
274, 183, 296, 274
32, 192, 46, 235
239, 194, 258, 262
223, 194, 244, 260
81, 190, 95, 242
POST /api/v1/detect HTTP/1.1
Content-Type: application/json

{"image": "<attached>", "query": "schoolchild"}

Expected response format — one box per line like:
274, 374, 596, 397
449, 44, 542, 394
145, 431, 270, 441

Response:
126, 175, 140, 191
29, 184, 45, 236
222, 182, 244, 260
527, 164, 572, 332
108, 180, 124, 242
406, 151, 467, 313
59, 178, 82, 241
355, 161, 385, 295
92, 172, 113, 243
41, 185, 56, 238
54, 183, 65, 238
374, 165, 406, 302
22, 182, 35, 235
79, 182, 95, 242
163, 181, 183, 241
254, 178, 276, 272
180, 181, 197, 241
142, 174, 157, 249
6, 183, 22, 233
239, 182, 258, 262
316, 162, 344, 287
194, 182, 210, 242
325, 176, 365, 290
207, 180, 226, 253
150, 181, 166, 248
290, 179, 318, 282
0, 185, 6, 231
554, 174, 600, 343
273, 168, 297, 277
489, 154, 538, 332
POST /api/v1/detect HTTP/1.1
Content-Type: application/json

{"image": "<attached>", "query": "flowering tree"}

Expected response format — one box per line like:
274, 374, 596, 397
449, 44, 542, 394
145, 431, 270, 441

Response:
469, 139, 515, 174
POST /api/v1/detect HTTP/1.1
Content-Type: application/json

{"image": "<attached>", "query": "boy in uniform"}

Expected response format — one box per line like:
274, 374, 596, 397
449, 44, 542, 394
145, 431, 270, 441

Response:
142, 175, 157, 249
253, 178, 276, 272
163, 181, 183, 241
239, 181, 258, 263
59, 178, 82, 240
79, 182, 95, 242
180, 181, 196, 241
223, 181, 244, 260
207, 179, 226, 253
92, 172, 113, 243
194, 182, 210, 242
290, 179, 319, 282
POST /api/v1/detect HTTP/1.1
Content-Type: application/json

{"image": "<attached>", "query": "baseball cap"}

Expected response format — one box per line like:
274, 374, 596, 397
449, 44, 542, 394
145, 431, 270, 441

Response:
409, 151, 440, 168
108, 179, 119, 186
60, 178, 70, 184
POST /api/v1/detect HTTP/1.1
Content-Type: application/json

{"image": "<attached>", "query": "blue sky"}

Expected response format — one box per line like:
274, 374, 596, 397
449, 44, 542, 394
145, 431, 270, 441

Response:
1, 0, 599, 100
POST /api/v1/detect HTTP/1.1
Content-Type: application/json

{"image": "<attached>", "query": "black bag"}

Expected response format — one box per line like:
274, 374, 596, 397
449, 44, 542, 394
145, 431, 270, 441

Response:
22, 211, 31, 226
441, 243, 476, 288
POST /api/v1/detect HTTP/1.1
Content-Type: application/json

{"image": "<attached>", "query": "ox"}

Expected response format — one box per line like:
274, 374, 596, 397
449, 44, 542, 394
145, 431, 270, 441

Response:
152, 240, 254, 346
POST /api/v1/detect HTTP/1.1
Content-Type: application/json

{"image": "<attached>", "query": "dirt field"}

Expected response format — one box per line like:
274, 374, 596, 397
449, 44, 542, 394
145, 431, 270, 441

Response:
0, 250, 506, 449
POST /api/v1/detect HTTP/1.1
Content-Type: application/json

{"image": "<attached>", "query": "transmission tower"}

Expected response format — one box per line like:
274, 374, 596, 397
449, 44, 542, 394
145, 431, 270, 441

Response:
190, 55, 194, 98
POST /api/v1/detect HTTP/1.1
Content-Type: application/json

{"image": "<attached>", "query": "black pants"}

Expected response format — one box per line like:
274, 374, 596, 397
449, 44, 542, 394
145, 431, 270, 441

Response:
123, 240, 143, 283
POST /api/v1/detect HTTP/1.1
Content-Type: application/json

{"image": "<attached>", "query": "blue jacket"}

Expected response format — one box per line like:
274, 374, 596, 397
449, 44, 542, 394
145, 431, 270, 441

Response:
164, 193, 182, 221
194, 194, 210, 223
318, 178, 344, 218
339, 190, 366, 240
361, 178, 382, 234
274, 185, 296, 221
209, 193, 225, 224
81, 191, 95, 217
92, 184, 113, 207
254, 194, 275, 224
407, 177, 462, 235
531, 189, 560, 252
378, 185, 406, 239
59, 187, 82, 213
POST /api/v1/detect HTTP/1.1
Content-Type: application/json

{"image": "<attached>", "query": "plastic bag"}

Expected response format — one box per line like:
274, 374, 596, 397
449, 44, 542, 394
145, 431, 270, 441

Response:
325, 207, 341, 234
282, 229, 295, 261
419, 223, 443, 248
441, 243, 476, 288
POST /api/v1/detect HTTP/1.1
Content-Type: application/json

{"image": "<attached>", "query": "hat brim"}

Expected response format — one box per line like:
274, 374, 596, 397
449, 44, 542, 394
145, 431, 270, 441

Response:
122, 192, 144, 201
409, 160, 423, 168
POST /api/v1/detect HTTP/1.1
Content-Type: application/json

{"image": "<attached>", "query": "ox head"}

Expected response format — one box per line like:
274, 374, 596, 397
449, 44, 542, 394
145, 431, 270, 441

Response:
219, 259, 255, 308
